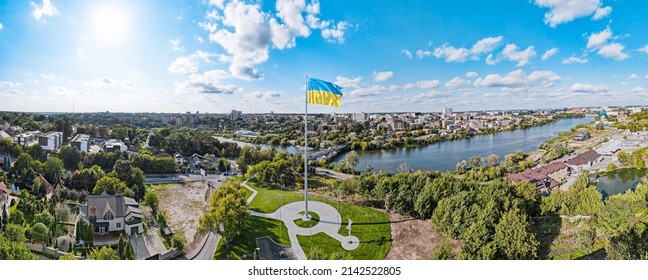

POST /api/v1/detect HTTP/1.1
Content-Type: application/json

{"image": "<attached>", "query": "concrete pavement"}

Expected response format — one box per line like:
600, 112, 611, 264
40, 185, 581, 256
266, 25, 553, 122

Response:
242, 180, 359, 260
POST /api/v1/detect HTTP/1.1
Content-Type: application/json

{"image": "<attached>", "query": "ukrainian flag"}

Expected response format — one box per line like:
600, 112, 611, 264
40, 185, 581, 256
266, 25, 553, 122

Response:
307, 78, 343, 107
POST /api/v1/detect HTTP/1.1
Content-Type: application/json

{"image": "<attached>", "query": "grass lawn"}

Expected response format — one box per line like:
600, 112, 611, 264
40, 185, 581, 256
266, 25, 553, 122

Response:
297, 198, 391, 260
294, 211, 319, 228
214, 216, 291, 260
219, 178, 392, 260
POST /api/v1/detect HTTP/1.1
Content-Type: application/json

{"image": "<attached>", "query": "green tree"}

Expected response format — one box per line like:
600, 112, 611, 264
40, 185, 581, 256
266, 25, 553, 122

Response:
4, 224, 27, 242
31, 222, 50, 243
344, 151, 359, 172
59, 254, 77, 260
13, 153, 35, 187
58, 145, 82, 169
43, 157, 64, 186
430, 240, 456, 260
198, 181, 250, 245
92, 176, 132, 196
0, 237, 38, 260
87, 246, 120, 260
493, 209, 538, 260
9, 209, 25, 226
69, 165, 105, 192
143, 190, 159, 213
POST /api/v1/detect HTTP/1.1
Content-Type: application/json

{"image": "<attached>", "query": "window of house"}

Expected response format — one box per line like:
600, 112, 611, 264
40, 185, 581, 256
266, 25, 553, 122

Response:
116, 222, 121, 228
104, 211, 114, 220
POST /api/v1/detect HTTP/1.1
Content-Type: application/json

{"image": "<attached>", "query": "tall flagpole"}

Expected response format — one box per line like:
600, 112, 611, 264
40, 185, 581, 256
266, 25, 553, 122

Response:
304, 75, 309, 220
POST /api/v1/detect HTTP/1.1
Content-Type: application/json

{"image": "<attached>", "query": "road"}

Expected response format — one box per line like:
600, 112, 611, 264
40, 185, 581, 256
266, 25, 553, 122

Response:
144, 174, 233, 184
315, 167, 355, 180
178, 231, 221, 260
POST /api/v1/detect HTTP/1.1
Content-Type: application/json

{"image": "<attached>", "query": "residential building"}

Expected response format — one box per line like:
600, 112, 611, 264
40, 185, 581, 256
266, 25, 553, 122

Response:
0, 181, 10, 210
443, 108, 453, 117
103, 139, 128, 152
174, 153, 184, 166
39, 131, 63, 151
34, 174, 54, 200
509, 162, 571, 194
391, 117, 405, 131
79, 193, 143, 236
71, 134, 90, 153
566, 150, 602, 171
573, 131, 591, 141
0, 130, 10, 140
231, 110, 243, 120
352, 112, 367, 122
13, 130, 41, 146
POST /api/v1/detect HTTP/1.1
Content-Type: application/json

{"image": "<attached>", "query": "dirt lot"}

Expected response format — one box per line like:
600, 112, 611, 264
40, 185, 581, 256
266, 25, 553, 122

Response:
155, 182, 209, 245
385, 212, 461, 260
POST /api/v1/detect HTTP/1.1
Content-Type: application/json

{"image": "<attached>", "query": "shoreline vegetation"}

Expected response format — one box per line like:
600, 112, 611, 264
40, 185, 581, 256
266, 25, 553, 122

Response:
217, 113, 587, 154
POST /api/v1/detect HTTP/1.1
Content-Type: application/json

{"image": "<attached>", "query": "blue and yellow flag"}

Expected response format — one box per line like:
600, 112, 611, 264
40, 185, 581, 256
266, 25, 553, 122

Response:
307, 78, 343, 107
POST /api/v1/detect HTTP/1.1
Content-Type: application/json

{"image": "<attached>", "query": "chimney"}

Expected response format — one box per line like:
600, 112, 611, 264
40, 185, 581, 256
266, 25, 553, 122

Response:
90, 206, 96, 218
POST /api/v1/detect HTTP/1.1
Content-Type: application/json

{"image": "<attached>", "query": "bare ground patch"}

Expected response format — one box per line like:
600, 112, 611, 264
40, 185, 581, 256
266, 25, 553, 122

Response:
156, 182, 209, 246
385, 212, 461, 260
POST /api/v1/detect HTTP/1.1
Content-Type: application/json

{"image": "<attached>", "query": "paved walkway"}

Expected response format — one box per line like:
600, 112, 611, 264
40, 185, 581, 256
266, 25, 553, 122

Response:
242, 180, 359, 260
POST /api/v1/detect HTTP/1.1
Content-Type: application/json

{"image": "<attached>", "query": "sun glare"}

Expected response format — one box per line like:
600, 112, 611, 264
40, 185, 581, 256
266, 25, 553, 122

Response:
93, 6, 128, 45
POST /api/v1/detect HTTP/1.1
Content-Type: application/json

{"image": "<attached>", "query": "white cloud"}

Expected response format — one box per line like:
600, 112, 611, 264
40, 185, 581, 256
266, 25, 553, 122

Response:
500, 44, 536, 66
403, 80, 440, 90
592, 6, 612, 20
433, 44, 470, 62
533, 0, 612, 28
470, 36, 503, 55
465, 71, 479, 78
485, 54, 499, 65
0, 23, 3, 31
630, 87, 645, 93
196, 36, 204, 43
30, 0, 58, 21
646, 75, 648, 81
321, 21, 350, 44
638, 45, 648, 54
349, 85, 389, 97
445, 77, 468, 89
244, 91, 281, 101
542, 48, 558, 60
587, 27, 612, 48
562, 56, 588, 64
597, 43, 630, 61
416, 50, 432, 58
335, 75, 363, 88
431, 36, 503, 63
41, 74, 55, 80
204, 0, 349, 80
373, 71, 393, 82
571, 83, 609, 93
168, 57, 198, 74
628, 73, 639, 80
473, 69, 561, 88
402, 49, 412, 59
170, 38, 183, 51
175, 69, 237, 94
77, 47, 86, 60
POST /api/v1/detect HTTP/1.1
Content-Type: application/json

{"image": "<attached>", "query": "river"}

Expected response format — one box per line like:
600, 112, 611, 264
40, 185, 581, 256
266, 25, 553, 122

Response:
333, 117, 594, 173
215, 117, 593, 173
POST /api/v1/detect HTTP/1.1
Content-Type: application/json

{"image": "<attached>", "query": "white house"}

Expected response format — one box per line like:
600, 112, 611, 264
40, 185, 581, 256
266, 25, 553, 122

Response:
79, 193, 143, 236
103, 139, 128, 152
39, 131, 63, 151
174, 153, 185, 166
71, 134, 90, 153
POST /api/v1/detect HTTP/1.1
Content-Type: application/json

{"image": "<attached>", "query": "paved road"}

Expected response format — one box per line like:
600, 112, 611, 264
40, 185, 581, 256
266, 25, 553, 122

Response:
179, 231, 221, 260
315, 168, 355, 180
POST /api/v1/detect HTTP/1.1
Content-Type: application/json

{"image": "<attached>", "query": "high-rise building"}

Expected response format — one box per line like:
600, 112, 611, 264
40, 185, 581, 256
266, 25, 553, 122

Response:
39, 131, 63, 151
443, 108, 453, 117
71, 134, 90, 153
352, 112, 367, 122
231, 110, 243, 120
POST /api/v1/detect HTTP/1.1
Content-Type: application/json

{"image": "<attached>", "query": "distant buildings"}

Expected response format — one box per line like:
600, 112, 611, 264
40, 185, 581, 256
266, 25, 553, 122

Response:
71, 134, 90, 153
573, 131, 591, 141
352, 112, 367, 122
443, 108, 453, 117
231, 110, 243, 120
39, 131, 63, 151
102, 139, 128, 152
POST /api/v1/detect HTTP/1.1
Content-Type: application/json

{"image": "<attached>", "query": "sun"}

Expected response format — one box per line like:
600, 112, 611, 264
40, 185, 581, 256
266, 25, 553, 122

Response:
93, 6, 128, 45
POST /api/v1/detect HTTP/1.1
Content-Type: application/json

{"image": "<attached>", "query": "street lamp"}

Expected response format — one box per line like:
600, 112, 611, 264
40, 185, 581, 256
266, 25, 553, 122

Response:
253, 247, 261, 260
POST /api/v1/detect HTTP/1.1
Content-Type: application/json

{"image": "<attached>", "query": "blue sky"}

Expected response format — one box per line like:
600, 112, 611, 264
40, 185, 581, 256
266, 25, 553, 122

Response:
1, 0, 648, 114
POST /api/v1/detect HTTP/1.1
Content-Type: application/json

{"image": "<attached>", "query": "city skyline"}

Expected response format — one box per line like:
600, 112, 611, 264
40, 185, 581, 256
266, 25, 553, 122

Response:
2, 0, 648, 114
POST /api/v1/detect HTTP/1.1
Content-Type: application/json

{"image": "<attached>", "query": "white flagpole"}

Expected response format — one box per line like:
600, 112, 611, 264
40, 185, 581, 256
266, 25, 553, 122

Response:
304, 75, 309, 220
